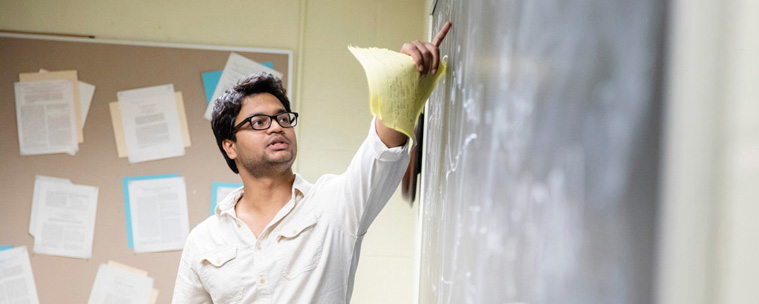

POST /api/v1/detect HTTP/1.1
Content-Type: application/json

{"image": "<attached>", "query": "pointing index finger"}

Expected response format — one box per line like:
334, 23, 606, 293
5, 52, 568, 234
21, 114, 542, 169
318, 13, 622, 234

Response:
432, 22, 452, 47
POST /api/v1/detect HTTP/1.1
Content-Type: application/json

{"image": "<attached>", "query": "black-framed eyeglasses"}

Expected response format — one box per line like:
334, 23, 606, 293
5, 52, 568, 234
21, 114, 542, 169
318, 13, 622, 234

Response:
234, 112, 299, 131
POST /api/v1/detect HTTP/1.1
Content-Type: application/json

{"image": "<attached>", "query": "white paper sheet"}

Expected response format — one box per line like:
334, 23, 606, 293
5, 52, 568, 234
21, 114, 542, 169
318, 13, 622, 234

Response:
19, 70, 82, 144
109, 92, 191, 158
14, 80, 78, 155
40, 69, 96, 127
78, 82, 96, 126
127, 177, 189, 253
203, 52, 283, 120
118, 84, 185, 163
215, 186, 238, 206
87, 264, 153, 304
212, 183, 241, 215
32, 181, 98, 259
0, 246, 40, 304
29, 175, 72, 237
107, 261, 159, 304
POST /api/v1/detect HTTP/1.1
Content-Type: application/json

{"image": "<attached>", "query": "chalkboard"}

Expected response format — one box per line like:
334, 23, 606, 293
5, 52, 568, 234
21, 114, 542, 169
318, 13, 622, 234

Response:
0, 34, 290, 304
419, 0, 665, 303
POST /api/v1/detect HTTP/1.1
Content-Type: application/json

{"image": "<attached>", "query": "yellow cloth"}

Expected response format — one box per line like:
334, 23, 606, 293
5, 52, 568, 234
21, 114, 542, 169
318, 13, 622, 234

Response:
349, 46, 446, 138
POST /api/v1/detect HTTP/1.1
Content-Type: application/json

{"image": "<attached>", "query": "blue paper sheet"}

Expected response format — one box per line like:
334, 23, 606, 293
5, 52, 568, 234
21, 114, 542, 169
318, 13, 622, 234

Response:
211, 182, 243, 215
0, 244, 12, 251
122, 174, 179, 249
202, 70, 223, 104
202, 62, 274, 104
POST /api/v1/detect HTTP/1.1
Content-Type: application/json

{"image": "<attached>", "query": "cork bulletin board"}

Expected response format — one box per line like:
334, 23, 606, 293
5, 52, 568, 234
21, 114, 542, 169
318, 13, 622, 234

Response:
0, 33, 291, 303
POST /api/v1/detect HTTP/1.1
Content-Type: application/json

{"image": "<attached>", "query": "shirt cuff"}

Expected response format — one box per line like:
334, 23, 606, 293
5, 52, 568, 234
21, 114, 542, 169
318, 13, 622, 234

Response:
368, 117, 410, 161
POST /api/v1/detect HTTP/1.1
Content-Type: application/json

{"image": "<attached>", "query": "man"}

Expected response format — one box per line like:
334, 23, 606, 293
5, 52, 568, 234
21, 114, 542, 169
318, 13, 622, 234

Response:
172, 22, 452, 303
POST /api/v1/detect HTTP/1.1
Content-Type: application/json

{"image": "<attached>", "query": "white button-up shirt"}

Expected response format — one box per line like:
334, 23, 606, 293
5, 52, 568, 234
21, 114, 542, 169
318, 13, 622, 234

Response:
172, 120, 410, 304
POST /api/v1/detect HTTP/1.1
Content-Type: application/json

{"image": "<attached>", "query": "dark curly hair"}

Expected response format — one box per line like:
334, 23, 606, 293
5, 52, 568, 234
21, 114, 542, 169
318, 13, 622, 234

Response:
211, 72, 291, 174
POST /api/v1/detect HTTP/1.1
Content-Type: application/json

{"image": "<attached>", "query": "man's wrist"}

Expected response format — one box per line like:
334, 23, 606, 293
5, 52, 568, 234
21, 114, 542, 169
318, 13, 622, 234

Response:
375, 118, 408, 148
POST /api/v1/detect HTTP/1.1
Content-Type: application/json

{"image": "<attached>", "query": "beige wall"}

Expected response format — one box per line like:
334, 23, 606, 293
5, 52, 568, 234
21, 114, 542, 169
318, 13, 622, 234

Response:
658, 0, 759, 303
0, 0, 426, 303
714, 0, 759, 302
298, 1, 426, 303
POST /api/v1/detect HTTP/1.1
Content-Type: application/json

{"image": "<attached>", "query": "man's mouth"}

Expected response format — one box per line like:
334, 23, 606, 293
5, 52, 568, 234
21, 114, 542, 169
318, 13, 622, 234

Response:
267, 138, 289, 150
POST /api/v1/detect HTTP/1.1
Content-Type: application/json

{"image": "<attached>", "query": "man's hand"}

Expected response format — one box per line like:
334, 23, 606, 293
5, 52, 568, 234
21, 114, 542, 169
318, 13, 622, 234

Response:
400, 22, 452, 75
376, 22, 453, 148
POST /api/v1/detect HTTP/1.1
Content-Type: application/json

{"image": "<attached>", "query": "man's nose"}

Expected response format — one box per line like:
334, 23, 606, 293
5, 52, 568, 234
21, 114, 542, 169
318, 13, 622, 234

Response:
267, 119, 285, 133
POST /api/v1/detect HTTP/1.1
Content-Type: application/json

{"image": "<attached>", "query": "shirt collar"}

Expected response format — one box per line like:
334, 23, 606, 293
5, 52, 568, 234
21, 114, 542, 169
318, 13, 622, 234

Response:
215, 173, 312, 217
291, 173, 312, 198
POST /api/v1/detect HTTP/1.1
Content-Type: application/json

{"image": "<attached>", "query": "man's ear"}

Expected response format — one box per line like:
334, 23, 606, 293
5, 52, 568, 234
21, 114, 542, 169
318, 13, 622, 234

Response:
222, 139, 237, 160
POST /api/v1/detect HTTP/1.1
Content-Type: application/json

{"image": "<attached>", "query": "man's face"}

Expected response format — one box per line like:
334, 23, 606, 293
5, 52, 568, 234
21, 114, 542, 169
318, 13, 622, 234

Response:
224, 93, 297, 176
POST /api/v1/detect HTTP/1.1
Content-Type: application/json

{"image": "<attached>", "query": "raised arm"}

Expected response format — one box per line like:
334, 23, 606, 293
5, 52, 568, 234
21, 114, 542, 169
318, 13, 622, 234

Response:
375, 22, 453, 148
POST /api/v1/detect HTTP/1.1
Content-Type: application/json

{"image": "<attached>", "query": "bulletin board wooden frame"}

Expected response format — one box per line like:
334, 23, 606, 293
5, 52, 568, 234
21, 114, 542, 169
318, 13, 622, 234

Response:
0, 33, 292, 304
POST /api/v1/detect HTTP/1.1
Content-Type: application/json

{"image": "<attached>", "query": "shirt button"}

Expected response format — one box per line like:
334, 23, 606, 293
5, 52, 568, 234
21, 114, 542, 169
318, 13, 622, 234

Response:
260, 278, 266, 284
291, 229, 297, 234
256, 243, 262, 250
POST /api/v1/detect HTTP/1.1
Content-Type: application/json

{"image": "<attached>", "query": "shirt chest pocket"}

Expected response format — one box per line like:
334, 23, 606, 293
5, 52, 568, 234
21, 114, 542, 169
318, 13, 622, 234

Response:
275, 215, 323, 280
199, 246, 243, 304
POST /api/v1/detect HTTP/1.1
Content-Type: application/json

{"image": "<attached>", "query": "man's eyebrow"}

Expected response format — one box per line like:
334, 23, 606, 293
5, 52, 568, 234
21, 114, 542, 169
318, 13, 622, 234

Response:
249, 109, 287, 117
